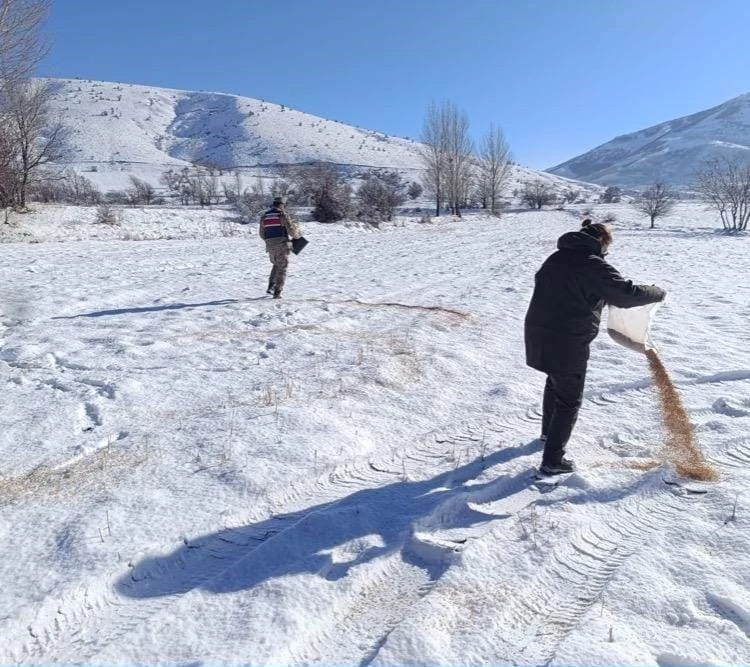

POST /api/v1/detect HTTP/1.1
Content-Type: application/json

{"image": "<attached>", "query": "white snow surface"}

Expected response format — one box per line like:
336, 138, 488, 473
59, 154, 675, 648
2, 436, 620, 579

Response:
1, 201, 750, 665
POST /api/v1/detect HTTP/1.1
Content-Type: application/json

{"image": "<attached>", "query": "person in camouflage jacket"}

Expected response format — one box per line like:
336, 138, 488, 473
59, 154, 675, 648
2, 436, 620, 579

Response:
258, 196, 302, 299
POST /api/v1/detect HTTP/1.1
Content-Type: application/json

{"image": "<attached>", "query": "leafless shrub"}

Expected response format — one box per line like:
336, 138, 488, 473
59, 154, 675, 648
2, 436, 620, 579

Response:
357, 170, 407, 223
234, 178, 267, 223
29, 168, 101, 204
407, 181, 423, 200
633, 182, 676, 228
160, 165, 220, 206
126, 176, 156, 205
520, 180, 555, 209
694, 158, 750, 231
95, 203, 119, 225
292, 162, 351, 222
563, 189, 580, 204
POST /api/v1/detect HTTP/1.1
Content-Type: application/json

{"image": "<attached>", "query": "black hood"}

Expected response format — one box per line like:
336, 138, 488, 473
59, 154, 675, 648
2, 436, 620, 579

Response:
557, 231, 604, 256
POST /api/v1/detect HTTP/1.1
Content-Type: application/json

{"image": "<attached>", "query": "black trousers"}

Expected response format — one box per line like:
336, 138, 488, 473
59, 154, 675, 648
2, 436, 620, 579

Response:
541, 371, 586, 465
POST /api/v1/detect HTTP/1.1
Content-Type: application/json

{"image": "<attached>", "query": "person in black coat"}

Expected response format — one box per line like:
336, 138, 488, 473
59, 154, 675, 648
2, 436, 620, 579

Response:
524, 219, 665, 475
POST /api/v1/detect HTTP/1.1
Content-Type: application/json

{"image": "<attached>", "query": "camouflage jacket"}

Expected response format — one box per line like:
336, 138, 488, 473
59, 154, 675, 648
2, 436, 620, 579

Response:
258, 206, 302, 247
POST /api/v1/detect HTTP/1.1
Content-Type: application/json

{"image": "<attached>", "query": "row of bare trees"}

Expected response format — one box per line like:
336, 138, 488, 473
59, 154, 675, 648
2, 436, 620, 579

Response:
616, 159, 750, 231
420, 101, 512, 217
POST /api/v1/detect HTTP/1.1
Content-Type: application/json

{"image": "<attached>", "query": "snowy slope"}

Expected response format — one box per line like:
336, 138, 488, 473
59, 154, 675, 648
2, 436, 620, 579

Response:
548, 92, 750, 188
1, 203, 749, 664
43, 77, 600, 199
48, 78, 422, 171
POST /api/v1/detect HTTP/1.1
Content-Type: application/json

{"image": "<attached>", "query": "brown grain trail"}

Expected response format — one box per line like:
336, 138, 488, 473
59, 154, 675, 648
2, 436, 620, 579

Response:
646, 349, 717, 481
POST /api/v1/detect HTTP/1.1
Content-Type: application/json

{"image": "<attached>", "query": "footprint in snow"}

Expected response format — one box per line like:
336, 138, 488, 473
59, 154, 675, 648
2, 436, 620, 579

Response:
712, 398, 749, 418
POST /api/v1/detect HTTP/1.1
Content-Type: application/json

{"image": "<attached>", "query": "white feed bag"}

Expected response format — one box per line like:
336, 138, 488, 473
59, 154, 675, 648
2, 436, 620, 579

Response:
607, 302, 660, 353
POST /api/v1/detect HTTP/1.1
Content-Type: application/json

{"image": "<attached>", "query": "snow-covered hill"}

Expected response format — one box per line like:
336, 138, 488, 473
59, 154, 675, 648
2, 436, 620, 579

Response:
47, 78, 422, 173
548, 92, 750, 188
43, 77, 598, 199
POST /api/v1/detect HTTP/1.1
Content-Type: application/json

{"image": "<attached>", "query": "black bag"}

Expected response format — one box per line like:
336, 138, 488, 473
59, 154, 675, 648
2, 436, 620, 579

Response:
292, 236, 309, 255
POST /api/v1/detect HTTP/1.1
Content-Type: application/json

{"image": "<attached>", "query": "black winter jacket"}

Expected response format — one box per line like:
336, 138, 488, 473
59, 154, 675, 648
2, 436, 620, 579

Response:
524, 231, 664, 374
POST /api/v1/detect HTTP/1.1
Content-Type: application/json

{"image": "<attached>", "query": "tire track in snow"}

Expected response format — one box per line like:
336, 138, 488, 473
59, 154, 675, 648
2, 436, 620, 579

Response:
5, 356, 748, 661
12, 368, 737, 662
278, 469, 545, 666
3, 415, 531, 663
282, 541, 447, 666
17, 364, 744, 663
441, 483, 705, 665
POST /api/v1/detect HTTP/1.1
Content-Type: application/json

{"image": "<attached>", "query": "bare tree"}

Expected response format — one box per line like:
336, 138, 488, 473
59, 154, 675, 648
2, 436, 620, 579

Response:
633, 182, 676, 228
418, 101, 473, 216
443, 102, 473, 217
477, 124, 512, 215
695, 159, 750, 231
563, 189, 580, 204
128, 175, 156, 205
188, 166, 220, 206
160, 166, 219, 206
520, 180, 555, 209
0, 0, 49, 90
599, 185, 622, 203
0, 121, 18, 207
419, 101, 449, 216
161, 167, 191, 205
1, 79, 68, 208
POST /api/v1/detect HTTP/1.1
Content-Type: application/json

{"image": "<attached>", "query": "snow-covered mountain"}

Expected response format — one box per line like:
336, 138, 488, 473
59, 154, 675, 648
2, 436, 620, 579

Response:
548, 92, 750, 188
43, 77, 598, 198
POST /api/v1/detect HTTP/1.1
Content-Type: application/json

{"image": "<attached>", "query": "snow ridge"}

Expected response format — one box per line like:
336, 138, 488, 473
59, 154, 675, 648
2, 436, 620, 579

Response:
42, 77, 597, 197
548, 92, 750, 187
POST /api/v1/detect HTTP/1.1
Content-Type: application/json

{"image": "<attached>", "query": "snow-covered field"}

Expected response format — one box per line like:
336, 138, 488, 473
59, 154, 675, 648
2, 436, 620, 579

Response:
1, 201, 749, 665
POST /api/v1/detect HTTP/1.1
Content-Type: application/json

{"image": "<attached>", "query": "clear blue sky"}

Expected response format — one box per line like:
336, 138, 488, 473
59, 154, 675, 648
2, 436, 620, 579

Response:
38, 0, 750, 169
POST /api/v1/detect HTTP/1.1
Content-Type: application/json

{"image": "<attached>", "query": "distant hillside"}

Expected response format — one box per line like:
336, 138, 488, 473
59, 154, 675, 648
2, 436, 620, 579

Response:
42, 77, 598, 199
548, 92, 750, 188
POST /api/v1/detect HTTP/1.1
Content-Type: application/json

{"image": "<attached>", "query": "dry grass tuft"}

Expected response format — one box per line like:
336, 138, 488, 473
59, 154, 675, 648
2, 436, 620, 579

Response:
0, 438, 145, 506
646, 349, 718, 481
619, 458, 661, 471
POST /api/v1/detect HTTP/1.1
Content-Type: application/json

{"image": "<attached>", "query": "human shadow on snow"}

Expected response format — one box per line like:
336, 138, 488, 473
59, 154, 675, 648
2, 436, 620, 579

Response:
52, 298, 272, 319
117, 440, 557, 600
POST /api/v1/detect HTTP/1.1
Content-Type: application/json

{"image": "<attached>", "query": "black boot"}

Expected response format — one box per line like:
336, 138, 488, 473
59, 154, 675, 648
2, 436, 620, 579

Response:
539, 458, 576, 475
266, 278, 275, 295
